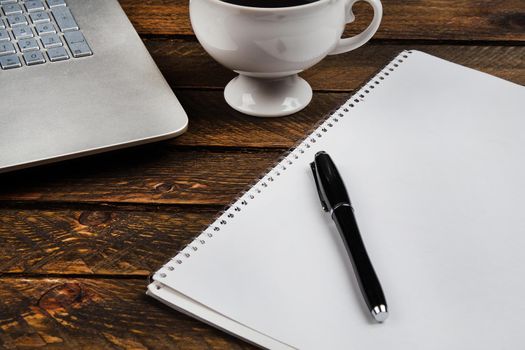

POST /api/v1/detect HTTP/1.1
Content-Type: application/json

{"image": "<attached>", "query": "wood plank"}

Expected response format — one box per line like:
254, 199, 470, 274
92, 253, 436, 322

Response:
173, 91, 349, 147
0, 148, 288, 205
146, 41, 525, 91
0, 207, 216, 275
120, 0, 525, 41
0, 278, 253, 349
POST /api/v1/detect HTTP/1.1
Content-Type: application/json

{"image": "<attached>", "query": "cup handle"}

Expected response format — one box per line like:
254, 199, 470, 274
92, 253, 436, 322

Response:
328, 0, 383, 55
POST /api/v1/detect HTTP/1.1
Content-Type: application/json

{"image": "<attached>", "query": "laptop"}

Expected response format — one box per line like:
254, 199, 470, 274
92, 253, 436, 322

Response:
0, 0, 188, 173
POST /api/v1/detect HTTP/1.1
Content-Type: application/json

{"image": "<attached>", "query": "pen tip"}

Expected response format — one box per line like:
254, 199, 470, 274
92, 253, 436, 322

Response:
371, 305, 388, 323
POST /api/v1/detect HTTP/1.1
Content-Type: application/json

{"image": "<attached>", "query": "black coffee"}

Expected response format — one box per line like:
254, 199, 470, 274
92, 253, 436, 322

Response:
221, 0, 320, 8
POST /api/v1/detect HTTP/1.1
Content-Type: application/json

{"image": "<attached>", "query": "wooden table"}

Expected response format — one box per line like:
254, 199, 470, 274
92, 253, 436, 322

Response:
1, 0, 523, 348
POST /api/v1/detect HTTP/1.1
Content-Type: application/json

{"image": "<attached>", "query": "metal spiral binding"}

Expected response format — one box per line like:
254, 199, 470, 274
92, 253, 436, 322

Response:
153, 50, 414, 284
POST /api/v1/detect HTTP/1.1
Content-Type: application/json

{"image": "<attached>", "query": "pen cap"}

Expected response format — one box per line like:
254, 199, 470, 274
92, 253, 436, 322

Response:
312, 151, 351, 211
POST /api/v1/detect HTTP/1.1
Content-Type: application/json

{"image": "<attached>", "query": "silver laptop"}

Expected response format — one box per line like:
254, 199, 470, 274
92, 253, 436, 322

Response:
0, 0, 188, 173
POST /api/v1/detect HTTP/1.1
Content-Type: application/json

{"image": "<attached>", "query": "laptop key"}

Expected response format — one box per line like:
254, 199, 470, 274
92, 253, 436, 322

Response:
46, 0, 65, 7
18, 37, 39, 51
6, 14, 28, 26
0, 53, 21, 69
52, 6, 79, 32
2, 3, 22, 15
23, 50, 45, 65
47, 46, 69, 61
63, 31, 92, 57
30, 11, 50, 23
40, 33, 61, 48
35, 22, 56, 35
0, 1, 92, 69
12, 25, 34, 39
0, 41, 15, 55
0, 29, 9, 41
25, 0, 45, 12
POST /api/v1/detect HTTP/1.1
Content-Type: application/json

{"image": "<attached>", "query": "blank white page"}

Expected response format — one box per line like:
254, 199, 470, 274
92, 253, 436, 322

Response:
150, 51, 525, 349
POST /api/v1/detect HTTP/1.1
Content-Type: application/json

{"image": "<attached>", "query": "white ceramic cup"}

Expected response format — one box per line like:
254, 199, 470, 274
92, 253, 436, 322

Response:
190, 0, 382, 117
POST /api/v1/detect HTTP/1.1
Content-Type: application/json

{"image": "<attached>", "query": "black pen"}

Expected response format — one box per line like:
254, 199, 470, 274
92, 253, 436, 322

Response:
310, 151, 388, 323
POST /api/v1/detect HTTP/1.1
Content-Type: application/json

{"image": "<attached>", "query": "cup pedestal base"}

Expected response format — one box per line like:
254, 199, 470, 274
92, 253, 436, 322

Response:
224, 74, 313, 117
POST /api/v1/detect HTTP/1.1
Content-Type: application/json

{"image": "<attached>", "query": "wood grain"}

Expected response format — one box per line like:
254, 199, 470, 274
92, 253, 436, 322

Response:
173, 91, 350, 147
0, 278, 254, 349
0, 148, 287, 205
119, 0, 525, 41
146, 41, 525, 91
0, 207, 217, 275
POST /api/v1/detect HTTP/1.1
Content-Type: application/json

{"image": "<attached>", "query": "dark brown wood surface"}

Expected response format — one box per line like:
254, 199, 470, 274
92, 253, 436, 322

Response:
1, 0, 523, 348
119, 0, 525, 41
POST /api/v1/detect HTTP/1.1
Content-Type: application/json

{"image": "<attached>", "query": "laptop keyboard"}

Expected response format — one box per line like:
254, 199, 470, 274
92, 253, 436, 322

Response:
0, 0, 92, 70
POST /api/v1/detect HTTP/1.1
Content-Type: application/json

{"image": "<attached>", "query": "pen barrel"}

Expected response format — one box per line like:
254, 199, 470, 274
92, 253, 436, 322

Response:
332, 205, 386, 312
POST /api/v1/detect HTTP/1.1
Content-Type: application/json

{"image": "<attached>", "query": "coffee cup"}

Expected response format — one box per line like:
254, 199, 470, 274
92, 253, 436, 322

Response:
190, 0, 382, 117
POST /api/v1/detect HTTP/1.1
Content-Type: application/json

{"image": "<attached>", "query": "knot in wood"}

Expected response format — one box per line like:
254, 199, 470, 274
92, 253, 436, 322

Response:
78, 211, 112, 226
38, 282, 85, 311
153, 182, 174, 193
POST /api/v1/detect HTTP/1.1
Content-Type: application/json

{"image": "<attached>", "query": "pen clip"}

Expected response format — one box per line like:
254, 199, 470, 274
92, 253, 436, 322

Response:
310, 162, 329, 212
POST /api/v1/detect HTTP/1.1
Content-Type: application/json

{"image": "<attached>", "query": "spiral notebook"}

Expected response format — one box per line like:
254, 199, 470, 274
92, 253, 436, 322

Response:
147, 51, 525, 349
